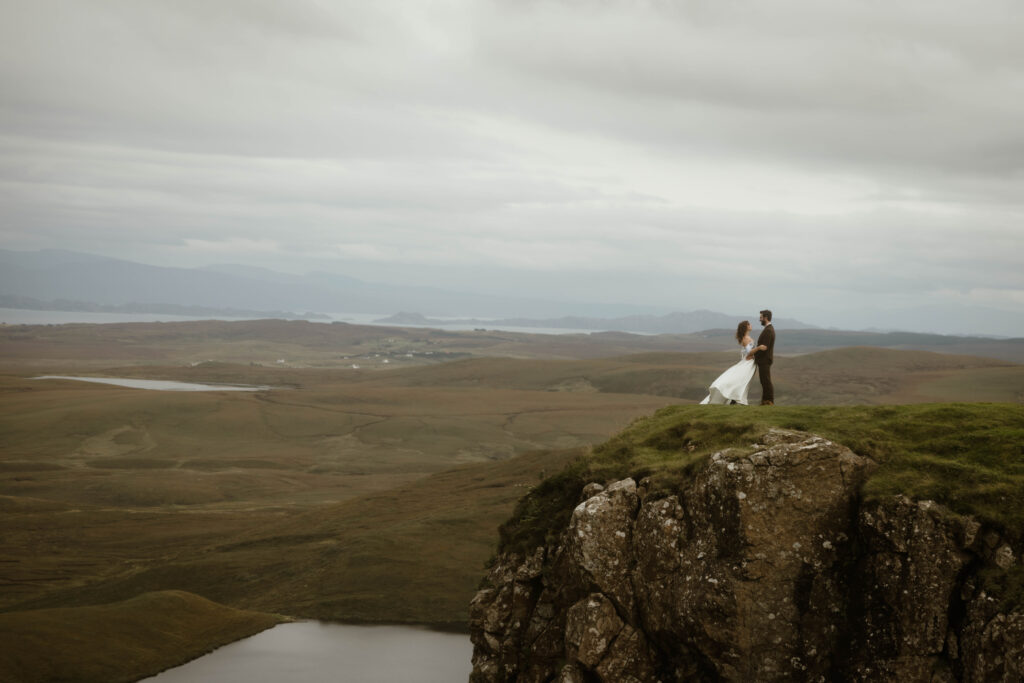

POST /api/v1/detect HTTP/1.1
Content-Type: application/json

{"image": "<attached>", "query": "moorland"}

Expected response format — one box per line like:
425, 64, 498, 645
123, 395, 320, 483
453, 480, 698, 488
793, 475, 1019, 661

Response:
1, 318, 1022, 682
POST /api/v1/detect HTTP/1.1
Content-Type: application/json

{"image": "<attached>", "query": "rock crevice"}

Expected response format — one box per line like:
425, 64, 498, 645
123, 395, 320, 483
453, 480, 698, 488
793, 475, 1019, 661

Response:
470, 429, 1022, 682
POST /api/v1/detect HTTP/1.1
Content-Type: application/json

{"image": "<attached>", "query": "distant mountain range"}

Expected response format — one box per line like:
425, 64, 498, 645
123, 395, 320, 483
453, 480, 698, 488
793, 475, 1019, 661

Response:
0, 248, 630, 320
0, 295, 329, 321
3, 249, 1022, 339
375, 311, 815, 334
0, 249, 811, 332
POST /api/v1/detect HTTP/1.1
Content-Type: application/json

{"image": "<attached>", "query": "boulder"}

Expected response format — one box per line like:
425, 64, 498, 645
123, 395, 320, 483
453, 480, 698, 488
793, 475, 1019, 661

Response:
632, 430, 873, 680
469, 429, 1022, 682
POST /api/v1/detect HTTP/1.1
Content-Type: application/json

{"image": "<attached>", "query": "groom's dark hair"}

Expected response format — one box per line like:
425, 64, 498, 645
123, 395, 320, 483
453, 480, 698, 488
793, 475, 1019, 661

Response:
760, 309, 772, 321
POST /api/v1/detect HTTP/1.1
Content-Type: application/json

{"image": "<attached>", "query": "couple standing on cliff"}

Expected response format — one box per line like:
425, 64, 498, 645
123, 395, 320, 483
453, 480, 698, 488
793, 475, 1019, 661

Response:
700, 309, 775, 406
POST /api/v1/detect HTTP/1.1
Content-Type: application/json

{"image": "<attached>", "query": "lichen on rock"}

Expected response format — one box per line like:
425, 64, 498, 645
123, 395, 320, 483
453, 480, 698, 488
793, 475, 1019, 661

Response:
469, 429, 1023, 682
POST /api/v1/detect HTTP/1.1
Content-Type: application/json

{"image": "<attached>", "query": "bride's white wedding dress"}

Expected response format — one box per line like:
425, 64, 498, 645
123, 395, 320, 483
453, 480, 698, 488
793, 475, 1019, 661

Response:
700, 341, 756, 405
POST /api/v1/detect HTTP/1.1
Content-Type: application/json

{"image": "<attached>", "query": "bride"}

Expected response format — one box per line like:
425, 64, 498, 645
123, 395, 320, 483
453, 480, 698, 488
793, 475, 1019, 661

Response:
700, 320, 764, 405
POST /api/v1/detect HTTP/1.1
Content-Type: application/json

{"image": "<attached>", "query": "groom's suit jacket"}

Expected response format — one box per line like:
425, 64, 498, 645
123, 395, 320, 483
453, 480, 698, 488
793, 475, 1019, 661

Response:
755, 324, 775, 366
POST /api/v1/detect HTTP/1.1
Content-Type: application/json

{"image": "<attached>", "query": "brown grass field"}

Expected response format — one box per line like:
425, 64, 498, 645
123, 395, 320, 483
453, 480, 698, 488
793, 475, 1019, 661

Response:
0, 590, 286, 683
1, 319, 1022, 681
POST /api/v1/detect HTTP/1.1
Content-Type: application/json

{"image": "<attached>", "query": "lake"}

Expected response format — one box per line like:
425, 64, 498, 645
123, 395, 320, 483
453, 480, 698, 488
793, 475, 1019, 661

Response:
32, 376, 271, 391
141, 622, 472, 683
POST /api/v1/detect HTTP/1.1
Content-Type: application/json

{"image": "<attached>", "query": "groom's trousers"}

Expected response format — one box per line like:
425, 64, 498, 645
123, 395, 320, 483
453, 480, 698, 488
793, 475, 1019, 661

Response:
757, 362, 774, 403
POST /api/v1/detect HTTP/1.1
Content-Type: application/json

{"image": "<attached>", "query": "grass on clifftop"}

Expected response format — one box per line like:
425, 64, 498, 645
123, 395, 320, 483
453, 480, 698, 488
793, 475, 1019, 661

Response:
499, 403, 1024, 557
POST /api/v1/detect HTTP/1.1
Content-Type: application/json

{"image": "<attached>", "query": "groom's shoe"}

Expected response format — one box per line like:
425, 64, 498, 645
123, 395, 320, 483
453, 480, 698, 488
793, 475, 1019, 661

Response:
760, 400, 774, 406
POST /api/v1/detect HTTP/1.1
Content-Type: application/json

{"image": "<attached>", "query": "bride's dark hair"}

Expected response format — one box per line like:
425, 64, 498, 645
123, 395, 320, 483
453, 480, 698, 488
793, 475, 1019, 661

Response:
736, 320, 750, 344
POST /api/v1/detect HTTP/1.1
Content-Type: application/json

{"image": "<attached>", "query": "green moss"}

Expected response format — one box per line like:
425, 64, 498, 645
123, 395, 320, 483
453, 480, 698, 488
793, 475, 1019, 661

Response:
497, 403, 1024, 555
498, 457, 591, 557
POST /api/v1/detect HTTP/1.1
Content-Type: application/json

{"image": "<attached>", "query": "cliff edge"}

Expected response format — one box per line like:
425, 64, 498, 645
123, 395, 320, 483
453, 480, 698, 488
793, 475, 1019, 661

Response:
470, 428, 1023, 682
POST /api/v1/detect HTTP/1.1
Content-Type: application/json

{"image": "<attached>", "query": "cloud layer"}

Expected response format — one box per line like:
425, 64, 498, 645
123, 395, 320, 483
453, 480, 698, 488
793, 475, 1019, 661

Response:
2, 0, 1022, 333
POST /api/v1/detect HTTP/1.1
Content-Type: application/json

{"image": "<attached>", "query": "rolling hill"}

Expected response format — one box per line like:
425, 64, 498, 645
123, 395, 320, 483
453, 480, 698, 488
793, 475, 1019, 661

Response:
0, 317, 1022, 680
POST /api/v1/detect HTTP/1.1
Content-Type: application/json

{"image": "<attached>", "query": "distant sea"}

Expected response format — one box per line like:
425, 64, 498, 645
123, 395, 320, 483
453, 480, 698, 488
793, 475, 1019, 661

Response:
0, 308, 606, 336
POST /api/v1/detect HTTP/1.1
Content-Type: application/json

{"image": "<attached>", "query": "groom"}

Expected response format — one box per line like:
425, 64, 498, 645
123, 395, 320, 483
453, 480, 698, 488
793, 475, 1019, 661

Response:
746, 309, 775, 405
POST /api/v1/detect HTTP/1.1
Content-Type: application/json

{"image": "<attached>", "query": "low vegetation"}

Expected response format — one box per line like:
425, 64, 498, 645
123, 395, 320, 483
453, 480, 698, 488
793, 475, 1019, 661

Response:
1, 319, 1022, 676
500, 403, 1024, 563
0, 590, 284, 683
9, 447, 581, 628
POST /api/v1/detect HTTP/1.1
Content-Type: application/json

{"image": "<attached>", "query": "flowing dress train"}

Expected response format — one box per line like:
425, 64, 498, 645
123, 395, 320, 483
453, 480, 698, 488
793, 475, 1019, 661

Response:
700, 342, 756, 405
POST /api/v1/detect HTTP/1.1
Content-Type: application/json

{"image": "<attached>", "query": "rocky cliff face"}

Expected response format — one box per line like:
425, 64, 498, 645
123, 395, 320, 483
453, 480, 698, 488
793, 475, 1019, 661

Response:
469, 429, 1023, 682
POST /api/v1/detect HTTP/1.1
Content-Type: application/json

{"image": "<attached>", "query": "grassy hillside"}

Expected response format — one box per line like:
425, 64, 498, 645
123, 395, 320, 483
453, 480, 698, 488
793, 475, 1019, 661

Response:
362, 347, 1021, 404
2, 319, 1022, 638
0, 369, 669, 613
0, 590, 284, 683
0, 318, 726, 370
761, 328, 1024, 364
6, 448, 581, 627
500, 404, 1024, 563
6, 318, 1021, 373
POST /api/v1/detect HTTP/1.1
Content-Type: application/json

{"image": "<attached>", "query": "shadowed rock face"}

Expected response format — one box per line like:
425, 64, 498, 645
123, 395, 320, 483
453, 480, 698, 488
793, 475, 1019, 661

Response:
469, 429, 1023, 682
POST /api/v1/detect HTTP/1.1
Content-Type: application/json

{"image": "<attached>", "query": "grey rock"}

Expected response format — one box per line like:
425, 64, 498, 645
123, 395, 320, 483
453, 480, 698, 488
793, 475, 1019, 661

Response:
563, 477, 638, 620
961, 596, 1024, 681
849, 496, 973, 678
594, 624, 657, 683
564, 594, 623, 669
632, 429, 874, 681
469, 429, 1022, 683
580, 482, 605, 501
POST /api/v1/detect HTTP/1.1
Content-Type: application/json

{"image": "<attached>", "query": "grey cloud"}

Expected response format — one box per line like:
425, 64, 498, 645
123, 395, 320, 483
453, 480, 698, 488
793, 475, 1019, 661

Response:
472, 1, 1024, 184
1, 0, 1022, 334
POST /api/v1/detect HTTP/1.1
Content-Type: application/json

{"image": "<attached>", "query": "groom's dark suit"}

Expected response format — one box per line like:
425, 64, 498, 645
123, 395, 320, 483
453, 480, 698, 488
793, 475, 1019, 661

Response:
754, 323, 775, 403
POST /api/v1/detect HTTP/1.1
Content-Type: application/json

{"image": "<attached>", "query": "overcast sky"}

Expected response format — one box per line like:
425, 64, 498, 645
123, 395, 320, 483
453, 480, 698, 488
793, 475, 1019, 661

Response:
2, 0, 1023, 334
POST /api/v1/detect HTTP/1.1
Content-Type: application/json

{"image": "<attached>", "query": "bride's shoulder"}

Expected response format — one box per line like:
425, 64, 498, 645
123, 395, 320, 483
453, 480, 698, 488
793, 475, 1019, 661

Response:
742, 335, 754, 345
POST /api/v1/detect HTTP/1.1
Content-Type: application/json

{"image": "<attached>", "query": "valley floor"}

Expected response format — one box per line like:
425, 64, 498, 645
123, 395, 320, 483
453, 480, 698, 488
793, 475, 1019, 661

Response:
0, 319, 1021, 681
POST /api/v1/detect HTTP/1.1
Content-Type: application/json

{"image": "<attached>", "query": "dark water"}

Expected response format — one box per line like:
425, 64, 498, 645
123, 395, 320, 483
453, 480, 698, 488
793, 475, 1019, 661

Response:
140, 622, 472, 682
